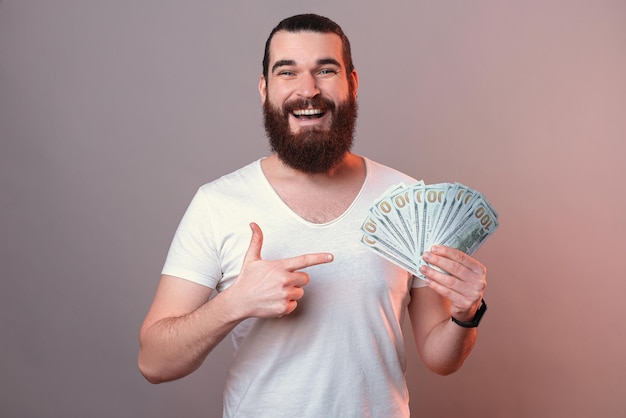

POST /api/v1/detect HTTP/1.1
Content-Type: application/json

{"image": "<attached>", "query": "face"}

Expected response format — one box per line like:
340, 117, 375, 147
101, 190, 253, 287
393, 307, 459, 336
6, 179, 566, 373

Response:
259, 31, 359, 173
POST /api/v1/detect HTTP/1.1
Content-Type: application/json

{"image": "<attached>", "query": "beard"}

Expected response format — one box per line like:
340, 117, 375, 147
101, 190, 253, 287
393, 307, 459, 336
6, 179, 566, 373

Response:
262, 94, 358, 173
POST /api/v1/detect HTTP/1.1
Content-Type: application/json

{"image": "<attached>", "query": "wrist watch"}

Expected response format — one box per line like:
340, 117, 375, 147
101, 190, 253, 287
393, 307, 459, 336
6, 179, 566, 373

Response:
451, 299, 487, 328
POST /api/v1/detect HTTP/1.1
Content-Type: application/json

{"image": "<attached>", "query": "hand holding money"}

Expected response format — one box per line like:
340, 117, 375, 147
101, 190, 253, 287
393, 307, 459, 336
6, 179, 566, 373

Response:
361, 182, 499, 281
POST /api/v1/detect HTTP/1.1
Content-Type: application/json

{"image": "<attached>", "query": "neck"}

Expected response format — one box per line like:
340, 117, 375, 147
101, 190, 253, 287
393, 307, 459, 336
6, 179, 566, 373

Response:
260, 152, 367, 224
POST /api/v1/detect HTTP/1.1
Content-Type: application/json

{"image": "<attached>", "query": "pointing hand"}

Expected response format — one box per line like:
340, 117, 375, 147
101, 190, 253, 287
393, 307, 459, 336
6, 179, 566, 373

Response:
227, 222, 334, 318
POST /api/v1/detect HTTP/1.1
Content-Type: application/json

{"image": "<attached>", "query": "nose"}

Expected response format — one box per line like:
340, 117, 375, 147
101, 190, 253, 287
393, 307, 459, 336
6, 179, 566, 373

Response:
296, 72, 320, 99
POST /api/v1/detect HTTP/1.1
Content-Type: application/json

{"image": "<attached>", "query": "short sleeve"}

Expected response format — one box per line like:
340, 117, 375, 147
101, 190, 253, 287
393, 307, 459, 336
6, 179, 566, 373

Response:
161, 188, 222, 289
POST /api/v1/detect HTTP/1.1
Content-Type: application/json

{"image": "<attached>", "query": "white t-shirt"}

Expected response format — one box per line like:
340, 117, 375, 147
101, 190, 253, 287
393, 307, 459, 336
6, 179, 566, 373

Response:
162, 157, 425, 418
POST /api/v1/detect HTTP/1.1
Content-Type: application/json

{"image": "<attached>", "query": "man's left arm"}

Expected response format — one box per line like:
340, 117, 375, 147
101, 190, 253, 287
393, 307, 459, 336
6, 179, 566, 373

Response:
408, 245, 487, 375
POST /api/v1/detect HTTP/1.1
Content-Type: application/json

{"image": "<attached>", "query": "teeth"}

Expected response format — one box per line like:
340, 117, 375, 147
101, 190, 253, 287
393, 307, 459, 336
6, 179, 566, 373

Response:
293, 108, 323, 116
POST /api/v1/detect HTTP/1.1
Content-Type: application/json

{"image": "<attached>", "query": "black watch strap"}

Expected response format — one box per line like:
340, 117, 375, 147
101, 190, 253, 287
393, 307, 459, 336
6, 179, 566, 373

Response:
451, 299, 487, 328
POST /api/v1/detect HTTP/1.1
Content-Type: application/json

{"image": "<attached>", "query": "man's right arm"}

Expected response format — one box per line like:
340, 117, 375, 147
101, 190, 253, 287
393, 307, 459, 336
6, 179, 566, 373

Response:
138, 223, 334, 384
138, 274, 243, 384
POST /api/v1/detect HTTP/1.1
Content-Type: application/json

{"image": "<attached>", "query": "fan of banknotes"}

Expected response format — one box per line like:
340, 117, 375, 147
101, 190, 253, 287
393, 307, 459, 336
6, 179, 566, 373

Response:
360, 181, 499, 280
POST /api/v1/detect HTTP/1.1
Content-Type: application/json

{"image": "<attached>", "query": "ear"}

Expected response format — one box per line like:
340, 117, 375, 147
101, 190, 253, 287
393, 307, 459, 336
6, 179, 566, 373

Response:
258, 75, 267, 104
349, 69, 359, 100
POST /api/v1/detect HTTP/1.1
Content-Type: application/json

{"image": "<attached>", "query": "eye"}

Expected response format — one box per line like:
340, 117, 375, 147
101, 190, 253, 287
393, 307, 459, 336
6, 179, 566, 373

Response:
318, 68, 338, 76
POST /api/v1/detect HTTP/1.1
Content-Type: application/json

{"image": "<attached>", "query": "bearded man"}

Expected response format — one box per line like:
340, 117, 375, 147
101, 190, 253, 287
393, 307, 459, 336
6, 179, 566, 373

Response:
139, 14, 488, 418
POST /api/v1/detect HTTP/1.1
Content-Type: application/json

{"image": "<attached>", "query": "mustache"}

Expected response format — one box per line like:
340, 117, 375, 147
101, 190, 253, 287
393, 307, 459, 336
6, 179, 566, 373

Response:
282, 96, 336, 113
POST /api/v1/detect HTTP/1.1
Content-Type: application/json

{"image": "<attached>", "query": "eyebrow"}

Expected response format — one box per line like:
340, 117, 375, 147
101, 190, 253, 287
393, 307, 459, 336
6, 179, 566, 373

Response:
271, 58, 342, 74
271, 60, 296, 73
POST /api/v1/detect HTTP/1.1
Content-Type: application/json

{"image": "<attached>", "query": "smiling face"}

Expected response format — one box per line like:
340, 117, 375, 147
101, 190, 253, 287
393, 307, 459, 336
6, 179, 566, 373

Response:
259, 30, 359, 173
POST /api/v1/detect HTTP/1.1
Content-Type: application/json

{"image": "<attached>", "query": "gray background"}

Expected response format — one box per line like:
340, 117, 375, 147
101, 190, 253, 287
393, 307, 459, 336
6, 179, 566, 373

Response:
1, 1, 625, 417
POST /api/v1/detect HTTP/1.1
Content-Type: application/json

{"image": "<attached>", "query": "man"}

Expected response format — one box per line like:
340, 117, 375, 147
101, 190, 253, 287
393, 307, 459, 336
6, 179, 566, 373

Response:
139, 14, 488, 417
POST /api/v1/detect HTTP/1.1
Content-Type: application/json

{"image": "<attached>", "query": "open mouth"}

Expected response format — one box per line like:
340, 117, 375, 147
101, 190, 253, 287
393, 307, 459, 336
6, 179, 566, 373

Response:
292, 108, 326, 120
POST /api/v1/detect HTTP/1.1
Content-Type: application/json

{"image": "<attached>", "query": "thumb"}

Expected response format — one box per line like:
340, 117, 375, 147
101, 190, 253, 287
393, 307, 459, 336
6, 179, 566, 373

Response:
243, 222, 263, 263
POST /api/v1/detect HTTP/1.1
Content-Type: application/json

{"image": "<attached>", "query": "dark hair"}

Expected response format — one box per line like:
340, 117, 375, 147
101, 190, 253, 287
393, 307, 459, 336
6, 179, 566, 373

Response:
262, 14, 354, 81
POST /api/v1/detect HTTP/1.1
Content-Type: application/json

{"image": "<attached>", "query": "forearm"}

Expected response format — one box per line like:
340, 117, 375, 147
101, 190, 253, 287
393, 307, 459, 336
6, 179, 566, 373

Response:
409, 285, 481, 376
418, 318, 477, 376
138, 290, 243, 384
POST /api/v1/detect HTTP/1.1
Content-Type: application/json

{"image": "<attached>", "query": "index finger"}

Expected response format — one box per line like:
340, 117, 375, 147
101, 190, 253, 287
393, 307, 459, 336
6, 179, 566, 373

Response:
430, 245, 485, 275
282, 252, 334, 272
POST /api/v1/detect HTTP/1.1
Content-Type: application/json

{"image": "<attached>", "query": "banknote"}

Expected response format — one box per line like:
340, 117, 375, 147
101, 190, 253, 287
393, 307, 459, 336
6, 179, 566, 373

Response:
361, 182, 499, 280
